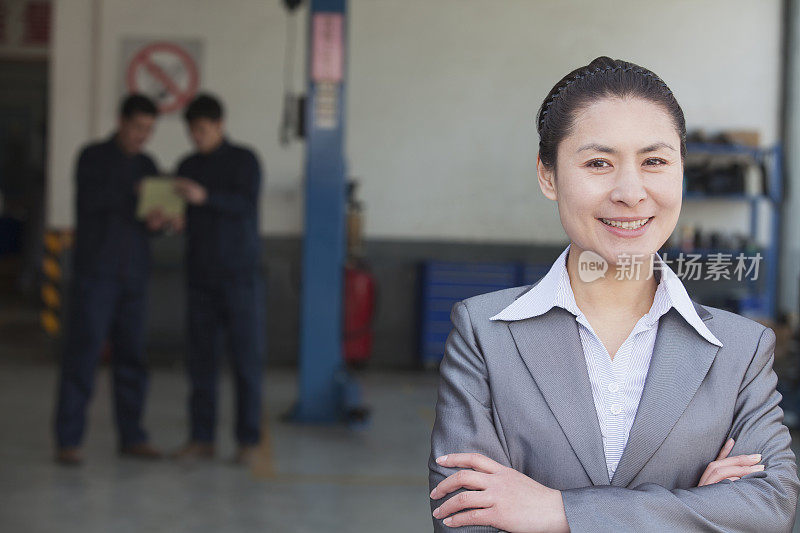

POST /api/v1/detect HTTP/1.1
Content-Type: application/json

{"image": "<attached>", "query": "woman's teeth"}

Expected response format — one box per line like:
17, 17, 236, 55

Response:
600, 217, 651, 229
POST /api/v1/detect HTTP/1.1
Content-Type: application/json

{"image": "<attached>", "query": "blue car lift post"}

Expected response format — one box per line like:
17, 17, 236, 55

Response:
288, 0, 366, 425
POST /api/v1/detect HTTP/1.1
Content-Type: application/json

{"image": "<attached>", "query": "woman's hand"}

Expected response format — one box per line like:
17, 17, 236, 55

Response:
697, 438, 764, 486
430, 453, 569, 533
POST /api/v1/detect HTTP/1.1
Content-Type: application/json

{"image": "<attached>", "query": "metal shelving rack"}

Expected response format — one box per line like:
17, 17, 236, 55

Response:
663, 142, 783, 319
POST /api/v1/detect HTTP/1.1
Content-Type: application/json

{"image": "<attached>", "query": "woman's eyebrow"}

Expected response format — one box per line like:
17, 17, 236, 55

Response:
577, 143, 616, 154
638, 141, 676, 153
576, 142, 676, 154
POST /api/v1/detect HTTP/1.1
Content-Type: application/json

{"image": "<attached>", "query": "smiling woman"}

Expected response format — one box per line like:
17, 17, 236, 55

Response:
428, 57, 800, 532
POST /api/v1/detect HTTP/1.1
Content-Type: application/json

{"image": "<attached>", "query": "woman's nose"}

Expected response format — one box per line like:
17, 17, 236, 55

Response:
609, 166, 647, 206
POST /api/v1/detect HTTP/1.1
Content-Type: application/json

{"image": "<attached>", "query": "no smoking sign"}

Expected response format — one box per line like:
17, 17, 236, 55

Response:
121, 39, 203, 114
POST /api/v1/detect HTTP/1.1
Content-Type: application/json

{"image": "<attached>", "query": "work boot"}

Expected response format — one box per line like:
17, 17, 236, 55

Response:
55, 447, 83, 466
120, 442, 163, 460
171, 441, 215, 462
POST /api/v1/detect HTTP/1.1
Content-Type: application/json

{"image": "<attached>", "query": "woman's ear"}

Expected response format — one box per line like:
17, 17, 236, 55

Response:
537, 154, 558, 201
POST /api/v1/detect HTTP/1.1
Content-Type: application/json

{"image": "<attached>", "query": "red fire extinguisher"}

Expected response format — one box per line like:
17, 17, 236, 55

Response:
343, 181, 376, 367
344, 261, 375, 366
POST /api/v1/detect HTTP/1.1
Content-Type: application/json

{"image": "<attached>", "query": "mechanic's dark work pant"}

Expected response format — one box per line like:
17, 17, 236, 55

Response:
187, 276, 265, 445
55, 276, 149, 448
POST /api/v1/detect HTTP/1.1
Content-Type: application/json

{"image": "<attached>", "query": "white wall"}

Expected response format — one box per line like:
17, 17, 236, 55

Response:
48, 0, 783, 244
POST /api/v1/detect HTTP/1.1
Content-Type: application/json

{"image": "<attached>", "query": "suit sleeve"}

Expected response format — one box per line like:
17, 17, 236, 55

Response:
205, 151, 261, 216
561, 327, 800, 533
429, 301, 511, 533
75, 147, 132, 214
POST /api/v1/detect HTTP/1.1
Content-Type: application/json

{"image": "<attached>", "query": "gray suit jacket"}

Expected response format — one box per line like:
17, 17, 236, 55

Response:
429, 284, 800, 532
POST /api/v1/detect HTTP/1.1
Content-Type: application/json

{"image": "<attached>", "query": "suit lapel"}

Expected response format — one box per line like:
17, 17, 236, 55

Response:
508, 307, 610, 486
610, 306, 720, 487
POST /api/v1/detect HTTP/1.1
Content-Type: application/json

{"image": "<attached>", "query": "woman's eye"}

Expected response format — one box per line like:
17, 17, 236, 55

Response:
644, 158, 667, 166
586, 159, 611, 168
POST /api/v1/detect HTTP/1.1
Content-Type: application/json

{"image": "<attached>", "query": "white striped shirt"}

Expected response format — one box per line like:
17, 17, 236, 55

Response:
490, 244, 722, 482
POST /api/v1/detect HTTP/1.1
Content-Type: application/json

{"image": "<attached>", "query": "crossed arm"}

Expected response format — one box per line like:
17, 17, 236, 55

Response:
429, 302, 800, 532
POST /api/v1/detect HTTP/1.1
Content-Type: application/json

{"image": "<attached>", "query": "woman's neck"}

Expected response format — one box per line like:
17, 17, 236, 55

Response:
565, 244, 658, 320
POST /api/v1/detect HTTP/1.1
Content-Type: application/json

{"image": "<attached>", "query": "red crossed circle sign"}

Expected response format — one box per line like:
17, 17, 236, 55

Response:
126, 41, 199, 114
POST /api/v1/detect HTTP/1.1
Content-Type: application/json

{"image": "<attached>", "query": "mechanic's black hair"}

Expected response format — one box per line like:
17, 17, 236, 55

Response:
184, 93, 224, 122
120, 94, 158, 119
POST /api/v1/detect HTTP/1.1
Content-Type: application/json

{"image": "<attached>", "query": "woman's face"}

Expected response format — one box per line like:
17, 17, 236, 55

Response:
538, 96, 683, 268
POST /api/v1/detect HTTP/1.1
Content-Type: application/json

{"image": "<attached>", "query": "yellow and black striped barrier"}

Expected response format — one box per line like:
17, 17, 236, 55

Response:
40, 230, 72, 337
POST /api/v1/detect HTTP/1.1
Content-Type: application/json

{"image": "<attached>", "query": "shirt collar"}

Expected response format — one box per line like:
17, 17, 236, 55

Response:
490, 244, 722, 347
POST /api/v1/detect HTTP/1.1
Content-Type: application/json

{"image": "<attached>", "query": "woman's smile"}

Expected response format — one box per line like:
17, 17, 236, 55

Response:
598, 215, 655, 238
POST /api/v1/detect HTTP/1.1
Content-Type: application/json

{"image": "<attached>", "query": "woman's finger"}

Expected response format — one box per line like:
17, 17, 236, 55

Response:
435, 453, 504, 474
703, 453, 762, 480
713, 454, 762, 468
432, 489, 494, 520
442, 507, 496, 529
699, 464, 764, 486
431, 469, 489, 500
716, 438, 735, 461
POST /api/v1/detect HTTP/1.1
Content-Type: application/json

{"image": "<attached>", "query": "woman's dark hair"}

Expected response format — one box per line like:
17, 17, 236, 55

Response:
120, 94, 158, 119
184, 93, 224, 122
536, 56, 686, 169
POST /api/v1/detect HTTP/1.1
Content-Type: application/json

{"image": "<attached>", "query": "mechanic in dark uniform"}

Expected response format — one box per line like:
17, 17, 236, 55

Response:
54, 94, 176, 465
171, 94, 265, 465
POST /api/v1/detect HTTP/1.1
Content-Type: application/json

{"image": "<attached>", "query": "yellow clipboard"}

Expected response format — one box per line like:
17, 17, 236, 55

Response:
136, 176, 185, 219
